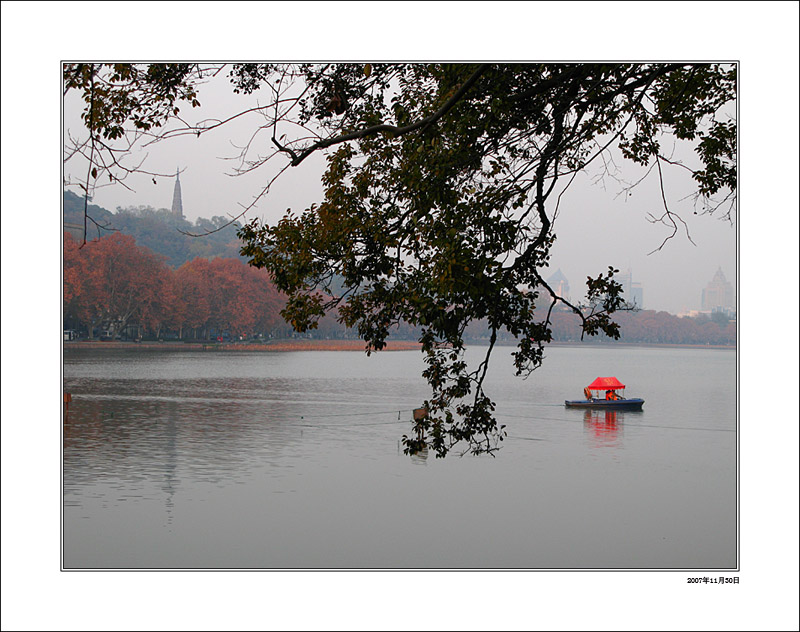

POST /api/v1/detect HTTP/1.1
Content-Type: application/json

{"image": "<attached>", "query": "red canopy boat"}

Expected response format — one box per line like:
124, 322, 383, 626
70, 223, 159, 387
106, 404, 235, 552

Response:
565, 376, 644, 410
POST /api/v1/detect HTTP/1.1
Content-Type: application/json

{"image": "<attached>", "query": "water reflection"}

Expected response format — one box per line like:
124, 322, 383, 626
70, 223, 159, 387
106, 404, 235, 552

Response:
583, 409, 622, 448
162, 401, 178, 525
62, 381, 307, 526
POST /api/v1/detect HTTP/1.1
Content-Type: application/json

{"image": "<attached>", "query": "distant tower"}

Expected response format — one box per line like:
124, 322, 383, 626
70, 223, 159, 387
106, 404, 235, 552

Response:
618, 268, 644, 308
701, 267, 734, 313
171, 168, 184, 218
547, 269, 570, 301
630, 282, 644, 309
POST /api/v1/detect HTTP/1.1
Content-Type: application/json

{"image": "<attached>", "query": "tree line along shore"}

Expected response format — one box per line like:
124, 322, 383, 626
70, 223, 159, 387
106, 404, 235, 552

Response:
62, 339, 423, 352
64, 230, 735, 348
63, 339, 733, 352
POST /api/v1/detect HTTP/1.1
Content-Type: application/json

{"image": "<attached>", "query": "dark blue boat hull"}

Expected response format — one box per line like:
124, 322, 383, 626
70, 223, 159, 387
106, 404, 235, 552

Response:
564, 398, 644, 411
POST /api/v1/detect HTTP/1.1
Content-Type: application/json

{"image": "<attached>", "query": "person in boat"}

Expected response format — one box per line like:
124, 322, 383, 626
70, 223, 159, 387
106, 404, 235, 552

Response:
606, 390, 618, 401
584, 387, 592, 401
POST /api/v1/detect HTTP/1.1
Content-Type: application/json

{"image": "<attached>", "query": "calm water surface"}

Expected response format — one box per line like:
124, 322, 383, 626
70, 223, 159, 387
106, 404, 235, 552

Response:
63, 345, 736, 569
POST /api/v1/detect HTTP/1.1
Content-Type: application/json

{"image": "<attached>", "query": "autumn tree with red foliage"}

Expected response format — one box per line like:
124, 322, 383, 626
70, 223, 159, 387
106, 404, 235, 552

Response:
174, 257, 285, 339
63, 233, 87, 312
65, 232, 287, 340
173, 259, 212, 339
63, 233, 173, 338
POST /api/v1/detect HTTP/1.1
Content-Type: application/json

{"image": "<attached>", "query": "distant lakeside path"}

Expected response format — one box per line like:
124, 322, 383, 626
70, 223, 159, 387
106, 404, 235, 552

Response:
63, 339, 734, 352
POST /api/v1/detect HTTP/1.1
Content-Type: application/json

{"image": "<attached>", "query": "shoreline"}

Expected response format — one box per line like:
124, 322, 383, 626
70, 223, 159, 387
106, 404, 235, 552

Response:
63, 339, 423, 352
63, 339, 734, 352
543, 341, 735, 351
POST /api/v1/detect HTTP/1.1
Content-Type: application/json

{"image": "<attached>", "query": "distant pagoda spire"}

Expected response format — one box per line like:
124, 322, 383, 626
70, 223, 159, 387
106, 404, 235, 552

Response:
171, 167, 184, 218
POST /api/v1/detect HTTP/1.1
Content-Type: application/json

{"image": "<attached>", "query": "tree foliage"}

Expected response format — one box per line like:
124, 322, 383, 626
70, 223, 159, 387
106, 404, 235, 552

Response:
64, 232, 285, 340
64, 62, 737, 457
64, 232, 173, 338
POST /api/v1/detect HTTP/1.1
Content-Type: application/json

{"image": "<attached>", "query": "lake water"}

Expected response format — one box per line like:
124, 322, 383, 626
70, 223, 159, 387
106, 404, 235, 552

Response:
62, 344, 737, 569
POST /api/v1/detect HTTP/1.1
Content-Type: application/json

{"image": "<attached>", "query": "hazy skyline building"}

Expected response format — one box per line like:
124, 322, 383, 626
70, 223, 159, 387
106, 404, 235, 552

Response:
618, 269, 644, 309
547, 269, 570, 302
171, 168, 184, 219
701, 267, 735, 313
630, 282, 643, 309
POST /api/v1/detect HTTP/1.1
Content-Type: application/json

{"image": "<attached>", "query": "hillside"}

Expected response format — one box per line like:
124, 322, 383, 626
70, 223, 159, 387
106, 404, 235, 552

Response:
63, 190, 244, 267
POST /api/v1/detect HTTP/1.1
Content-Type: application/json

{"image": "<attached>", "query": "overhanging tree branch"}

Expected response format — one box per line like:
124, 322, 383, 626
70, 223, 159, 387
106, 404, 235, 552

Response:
278, 63, 491, 167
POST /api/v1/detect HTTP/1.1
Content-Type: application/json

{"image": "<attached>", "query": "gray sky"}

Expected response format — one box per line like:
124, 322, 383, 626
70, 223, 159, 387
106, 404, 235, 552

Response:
63, 64, 736, 314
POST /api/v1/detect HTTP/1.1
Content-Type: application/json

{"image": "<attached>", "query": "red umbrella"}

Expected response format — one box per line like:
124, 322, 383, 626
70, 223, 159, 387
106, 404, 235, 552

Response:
586, 377, 626, 391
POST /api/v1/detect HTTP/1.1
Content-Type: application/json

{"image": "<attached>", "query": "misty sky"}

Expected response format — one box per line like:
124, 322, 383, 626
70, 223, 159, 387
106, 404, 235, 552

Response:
63, 65, 737, 314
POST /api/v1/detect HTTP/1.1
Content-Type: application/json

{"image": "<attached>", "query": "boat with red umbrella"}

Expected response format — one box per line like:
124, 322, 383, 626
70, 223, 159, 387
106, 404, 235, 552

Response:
565, 376, 645, 410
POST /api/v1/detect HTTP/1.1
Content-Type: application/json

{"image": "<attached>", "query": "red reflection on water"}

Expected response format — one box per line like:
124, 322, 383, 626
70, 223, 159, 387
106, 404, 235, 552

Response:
583, 409, 620, 447
63, 398, 106, 446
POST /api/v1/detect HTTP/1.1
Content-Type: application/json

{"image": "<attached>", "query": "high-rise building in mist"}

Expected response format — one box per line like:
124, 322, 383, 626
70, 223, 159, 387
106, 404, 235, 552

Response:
630, 282, 643, 309
701, 267, 735, 313
547, 269, 570, 302
618, 269, 644, 309
171, 168, 184, 219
